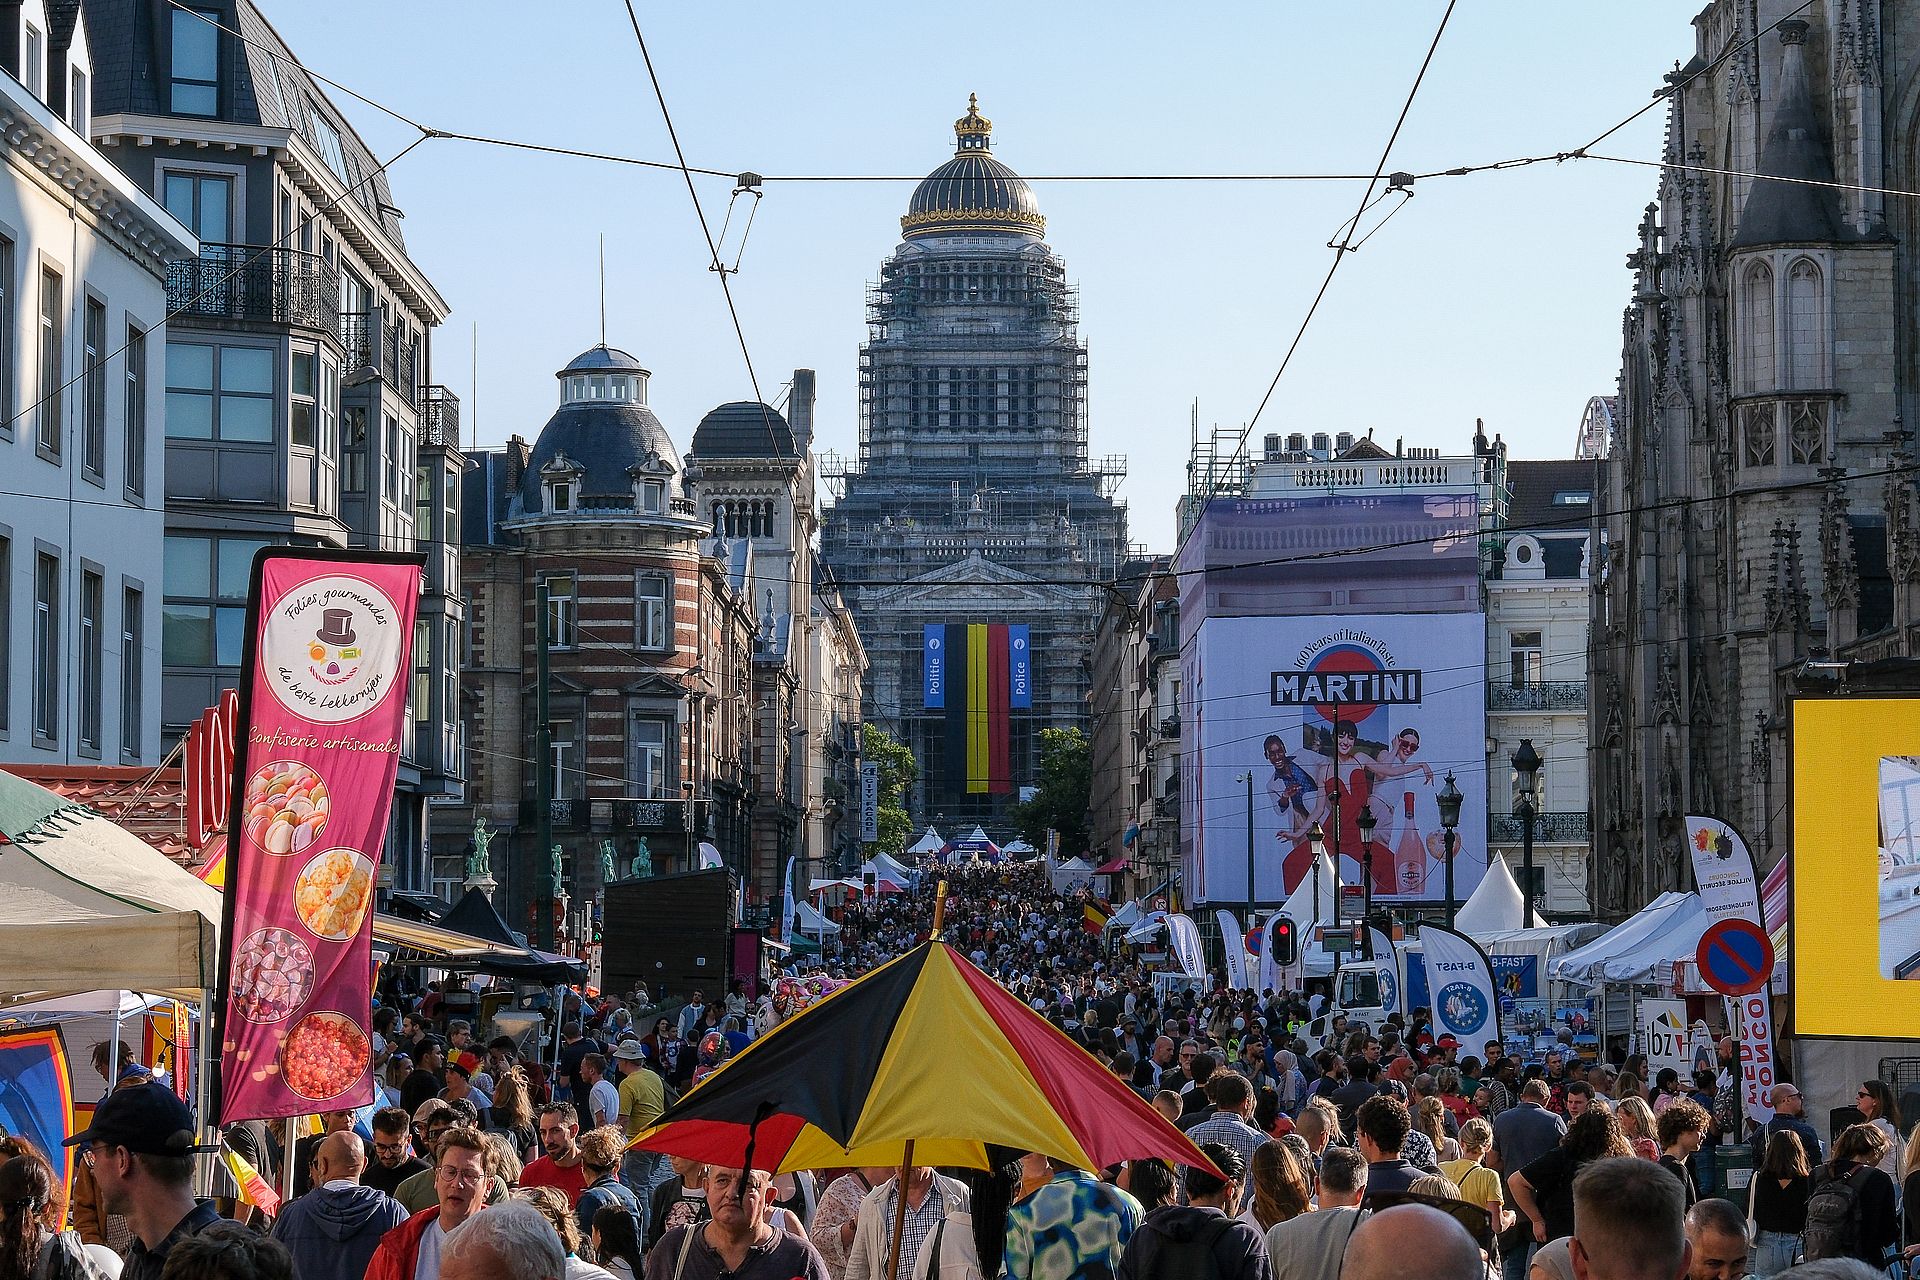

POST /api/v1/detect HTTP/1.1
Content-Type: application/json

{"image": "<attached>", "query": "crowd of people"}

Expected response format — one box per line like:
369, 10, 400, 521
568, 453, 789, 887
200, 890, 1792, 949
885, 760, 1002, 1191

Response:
4, 862, 1916, 1280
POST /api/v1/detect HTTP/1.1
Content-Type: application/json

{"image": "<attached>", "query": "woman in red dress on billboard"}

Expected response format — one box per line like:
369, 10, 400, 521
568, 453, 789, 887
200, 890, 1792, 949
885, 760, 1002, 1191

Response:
1302, 719, 1433, 896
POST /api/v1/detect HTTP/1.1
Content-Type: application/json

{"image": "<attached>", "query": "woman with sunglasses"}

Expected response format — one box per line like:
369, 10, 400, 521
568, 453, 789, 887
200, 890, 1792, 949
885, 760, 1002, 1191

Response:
1856, 1080, 1906, 1180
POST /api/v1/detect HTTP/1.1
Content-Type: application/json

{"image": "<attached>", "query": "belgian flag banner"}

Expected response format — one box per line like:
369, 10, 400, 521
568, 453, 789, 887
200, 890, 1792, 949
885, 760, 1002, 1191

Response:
924, 623, 1028, 795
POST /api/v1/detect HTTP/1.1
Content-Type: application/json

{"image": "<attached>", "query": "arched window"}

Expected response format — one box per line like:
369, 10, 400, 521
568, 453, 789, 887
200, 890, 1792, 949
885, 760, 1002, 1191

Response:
1786, 258, 1827, 388
1742, 260, 1775, 392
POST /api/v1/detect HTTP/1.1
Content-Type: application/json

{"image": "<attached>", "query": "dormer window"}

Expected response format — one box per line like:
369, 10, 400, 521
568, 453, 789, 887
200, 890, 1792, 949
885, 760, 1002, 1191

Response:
640, 479, 664, 514
69, 68, 87, 135
550, 481, 572, 512
23, 23, 42, 97
169, 8, 219, 116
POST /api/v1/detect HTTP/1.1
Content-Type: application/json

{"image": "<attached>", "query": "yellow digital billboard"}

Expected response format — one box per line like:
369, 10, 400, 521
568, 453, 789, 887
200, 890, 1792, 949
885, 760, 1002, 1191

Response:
1792, 697, 1920, 1038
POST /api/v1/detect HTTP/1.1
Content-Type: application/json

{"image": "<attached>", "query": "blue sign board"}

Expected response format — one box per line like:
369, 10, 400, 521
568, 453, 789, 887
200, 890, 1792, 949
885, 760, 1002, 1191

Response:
1009, 625, 1031, 709
1491, 954, 1539, 1000
923, 625, 945, 709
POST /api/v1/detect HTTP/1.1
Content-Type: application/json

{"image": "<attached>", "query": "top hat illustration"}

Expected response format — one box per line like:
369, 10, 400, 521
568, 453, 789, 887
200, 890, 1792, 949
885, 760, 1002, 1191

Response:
315, 608, 357, 647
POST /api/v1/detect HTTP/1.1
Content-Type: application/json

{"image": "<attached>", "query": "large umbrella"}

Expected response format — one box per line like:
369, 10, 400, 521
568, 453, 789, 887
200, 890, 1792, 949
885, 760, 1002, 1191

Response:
631, 936, 1214, 1177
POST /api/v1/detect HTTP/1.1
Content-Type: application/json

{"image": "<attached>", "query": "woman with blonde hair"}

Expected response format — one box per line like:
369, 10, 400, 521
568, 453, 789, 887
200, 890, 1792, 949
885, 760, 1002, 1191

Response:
481, 1130, 524, 1186
1244, 1140, 1311, 1232
488, 1064, 539, 1162
1615, 1095, 1661, 1161
1416, 1096, 1460, 1163
1613, 1071, 1646, 1104
1440, 1118, 1511, 1235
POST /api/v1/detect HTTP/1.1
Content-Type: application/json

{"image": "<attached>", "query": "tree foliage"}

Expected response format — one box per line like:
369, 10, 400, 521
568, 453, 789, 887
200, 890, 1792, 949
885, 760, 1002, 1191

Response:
861, 723, 918, 857
1009, 726, 1092, 854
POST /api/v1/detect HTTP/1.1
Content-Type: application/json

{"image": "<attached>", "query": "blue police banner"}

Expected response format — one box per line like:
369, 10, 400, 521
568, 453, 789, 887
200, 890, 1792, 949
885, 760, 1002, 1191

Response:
1421, 924, 1501, 1045
1009, 624, 1031, 709
923, 625, 946, 709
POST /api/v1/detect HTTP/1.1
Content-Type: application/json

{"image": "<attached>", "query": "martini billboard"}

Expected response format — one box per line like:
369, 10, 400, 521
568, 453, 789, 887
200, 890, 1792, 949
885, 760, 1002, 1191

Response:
1188, 612, 1488, 906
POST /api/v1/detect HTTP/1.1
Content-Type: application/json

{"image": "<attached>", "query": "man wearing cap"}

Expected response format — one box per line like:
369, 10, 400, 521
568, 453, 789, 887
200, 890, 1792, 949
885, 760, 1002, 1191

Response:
439, 1060, 492, 1129
65, 1080, 218, 1280
615, 1038, 666, 1219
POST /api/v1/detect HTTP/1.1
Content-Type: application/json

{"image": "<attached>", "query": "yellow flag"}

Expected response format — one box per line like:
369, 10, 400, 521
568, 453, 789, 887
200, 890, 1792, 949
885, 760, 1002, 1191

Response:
221, 1147, 281, 1217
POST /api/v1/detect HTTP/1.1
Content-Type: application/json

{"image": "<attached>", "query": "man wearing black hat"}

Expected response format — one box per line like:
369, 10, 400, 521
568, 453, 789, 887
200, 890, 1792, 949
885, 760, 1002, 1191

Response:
64, 1080, 217, 1280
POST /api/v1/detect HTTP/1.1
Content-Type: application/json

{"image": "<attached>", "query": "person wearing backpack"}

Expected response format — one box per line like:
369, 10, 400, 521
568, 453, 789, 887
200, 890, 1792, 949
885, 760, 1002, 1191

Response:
1801, 1124, 1899, 1268
1116, 1142, 1271, 1280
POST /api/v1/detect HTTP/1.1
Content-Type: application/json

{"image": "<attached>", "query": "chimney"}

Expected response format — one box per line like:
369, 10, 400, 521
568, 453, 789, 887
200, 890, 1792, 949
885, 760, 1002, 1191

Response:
1286, 432, 1306, 453
1263, 433, 1282, 460
790, 369, 816, 452
1311, 431, 1331, 458
1335, 431, 1355, 455
1396, 437, 1404, 457
504, 433, 531, 489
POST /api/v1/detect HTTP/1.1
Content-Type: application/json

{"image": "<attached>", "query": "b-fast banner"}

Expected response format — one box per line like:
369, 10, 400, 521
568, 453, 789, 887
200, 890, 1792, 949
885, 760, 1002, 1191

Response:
216, 550, 423, 1123
1009, 624, 1031, 710
1491, 954, 1539, 1000
1167, 913, 1207, 982
1421, 924, 1501, 1046
1189, 613, 1488, 906
1214, 910, 1246, 989
1792, 698, 1920, 1039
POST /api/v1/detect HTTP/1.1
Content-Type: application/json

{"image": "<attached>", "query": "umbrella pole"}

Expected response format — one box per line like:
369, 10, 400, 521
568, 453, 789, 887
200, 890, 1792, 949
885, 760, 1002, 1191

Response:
886, 1138, 916, 1280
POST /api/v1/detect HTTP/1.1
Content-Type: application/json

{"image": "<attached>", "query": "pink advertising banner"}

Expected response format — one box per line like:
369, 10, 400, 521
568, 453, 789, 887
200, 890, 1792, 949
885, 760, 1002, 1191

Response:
216, 550, 423, 1123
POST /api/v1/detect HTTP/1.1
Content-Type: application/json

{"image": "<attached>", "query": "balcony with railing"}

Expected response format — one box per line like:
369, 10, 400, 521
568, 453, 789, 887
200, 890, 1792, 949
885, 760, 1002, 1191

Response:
421, 385, 461, 447
166, 244, 339, 331
1489, 681, 1588, 712
1490, 811, 1589, 842
340, 312, 422, 407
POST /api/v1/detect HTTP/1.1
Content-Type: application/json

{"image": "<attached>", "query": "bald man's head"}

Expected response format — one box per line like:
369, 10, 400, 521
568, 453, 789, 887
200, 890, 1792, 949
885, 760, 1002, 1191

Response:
1339, 1204, 1483, 1280
314, 1130, 367, 1184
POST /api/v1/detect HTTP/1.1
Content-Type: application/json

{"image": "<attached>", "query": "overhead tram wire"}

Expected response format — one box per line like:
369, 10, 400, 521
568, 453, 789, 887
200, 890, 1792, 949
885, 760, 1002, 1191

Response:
1239, 0, 1459, 448
619, 0, 788, 461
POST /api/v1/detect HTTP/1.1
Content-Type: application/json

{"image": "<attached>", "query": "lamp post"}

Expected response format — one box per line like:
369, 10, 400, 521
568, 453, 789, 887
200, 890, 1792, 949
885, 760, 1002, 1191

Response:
1307, 823, 1326, 928
1511, 739, 1542, 926
1239, 771, 1256, 921
1355, 806, 1377, 926
1437, 772, 1463, 929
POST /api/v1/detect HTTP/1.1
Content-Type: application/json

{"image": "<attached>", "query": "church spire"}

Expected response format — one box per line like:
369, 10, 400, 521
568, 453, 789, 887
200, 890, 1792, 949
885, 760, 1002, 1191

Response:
1731, 20, 1848, 247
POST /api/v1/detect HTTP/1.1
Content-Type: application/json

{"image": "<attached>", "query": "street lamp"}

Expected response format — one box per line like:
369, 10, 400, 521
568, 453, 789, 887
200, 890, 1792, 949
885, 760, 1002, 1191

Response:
1437, 772, 1463, 928
1511, 739, 1542, 926
1239, 772, 1256, 921
1307, 823, 1326, 928
1355, 806, 1377, 924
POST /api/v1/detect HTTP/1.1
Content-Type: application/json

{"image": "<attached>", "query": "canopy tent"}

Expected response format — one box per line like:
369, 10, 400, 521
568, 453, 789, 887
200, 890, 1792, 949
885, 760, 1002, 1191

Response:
437, 890, 589, 983
809, 877, 863, 894
905, 827, 946, 857
1275, 852, 1340, 978
1597, 896, 1712, 987
938, 827, 1002, 863
1124, 910, 1170, 943
1092, 856, 1129, 876
1107, 902, 1142, 931
0, 769, 220, 1001
1002, 838, 1036, 856
1049, 856, 1096, 894
1454, 855, 1539, 933
863, 851, 917, 883
793, 900, 841, 937
1548, 892, 1702, 987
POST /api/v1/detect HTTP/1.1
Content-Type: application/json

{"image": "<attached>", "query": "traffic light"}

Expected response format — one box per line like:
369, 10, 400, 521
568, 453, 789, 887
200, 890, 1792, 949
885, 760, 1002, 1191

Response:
1271, 915, 1297, 966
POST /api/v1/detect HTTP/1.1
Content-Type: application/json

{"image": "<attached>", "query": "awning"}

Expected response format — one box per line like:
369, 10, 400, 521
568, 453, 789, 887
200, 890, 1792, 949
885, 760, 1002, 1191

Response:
371, 913, 522, 962
1549, 892, 1697, 986
1093, 857, 1128, 875
437, 890, 588, 982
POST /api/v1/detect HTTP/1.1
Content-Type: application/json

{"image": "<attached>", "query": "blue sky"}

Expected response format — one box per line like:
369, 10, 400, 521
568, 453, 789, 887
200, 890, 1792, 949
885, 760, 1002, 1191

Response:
272, 3, 1690, 550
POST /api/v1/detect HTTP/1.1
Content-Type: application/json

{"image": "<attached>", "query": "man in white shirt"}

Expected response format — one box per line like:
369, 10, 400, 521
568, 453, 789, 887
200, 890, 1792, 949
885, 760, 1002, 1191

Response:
1264, 1148, 1366, 1280
581, 1053, 621, 1134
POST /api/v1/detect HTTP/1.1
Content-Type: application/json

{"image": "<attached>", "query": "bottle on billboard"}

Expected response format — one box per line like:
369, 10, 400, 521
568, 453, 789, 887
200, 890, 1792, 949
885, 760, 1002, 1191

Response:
1396, 793, 1426, 894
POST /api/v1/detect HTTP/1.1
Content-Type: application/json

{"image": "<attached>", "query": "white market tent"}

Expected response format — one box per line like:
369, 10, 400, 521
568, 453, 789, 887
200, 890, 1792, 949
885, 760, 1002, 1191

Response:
1454, 855, 1541, 933
1002, 838, 1036, 855
1276, 851, 1340, 977
906, 827, 946, 856
793, 900, 841, 937
0, 770, 220, 1002
1049, 856, 1096, 893
1548, 892, 1706, 987
863, 852, 917, 884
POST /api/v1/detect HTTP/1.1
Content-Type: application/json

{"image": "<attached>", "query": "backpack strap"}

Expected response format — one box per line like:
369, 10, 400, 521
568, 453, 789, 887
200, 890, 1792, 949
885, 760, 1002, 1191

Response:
923, 1216, 948, 1280
670, 1223, 700, 1280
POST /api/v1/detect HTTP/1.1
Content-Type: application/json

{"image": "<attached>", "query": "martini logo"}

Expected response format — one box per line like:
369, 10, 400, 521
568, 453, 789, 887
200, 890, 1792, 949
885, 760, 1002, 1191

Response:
1270, 630, 1422, 712
263, 575, 403, 723
1437, 981, 1489, 1034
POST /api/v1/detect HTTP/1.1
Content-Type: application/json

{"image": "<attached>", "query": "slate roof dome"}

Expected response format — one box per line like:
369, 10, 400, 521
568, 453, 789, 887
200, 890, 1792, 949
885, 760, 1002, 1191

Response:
520, 344, 682, 514
690, 401, 798, 458
902, 95, 1045, 240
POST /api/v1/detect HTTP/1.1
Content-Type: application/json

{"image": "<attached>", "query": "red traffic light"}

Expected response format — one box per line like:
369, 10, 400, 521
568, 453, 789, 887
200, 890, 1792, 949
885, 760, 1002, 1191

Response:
1271, 915, 1297, 967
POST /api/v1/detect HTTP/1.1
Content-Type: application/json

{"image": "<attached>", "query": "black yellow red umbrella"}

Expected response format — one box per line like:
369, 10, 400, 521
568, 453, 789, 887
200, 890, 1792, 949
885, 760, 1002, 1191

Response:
630, 937, 1217, 1175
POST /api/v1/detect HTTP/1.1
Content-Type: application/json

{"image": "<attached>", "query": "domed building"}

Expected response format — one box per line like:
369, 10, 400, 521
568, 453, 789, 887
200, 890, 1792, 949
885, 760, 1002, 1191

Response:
439, 343, 763, 930
821, 99, 1128, 826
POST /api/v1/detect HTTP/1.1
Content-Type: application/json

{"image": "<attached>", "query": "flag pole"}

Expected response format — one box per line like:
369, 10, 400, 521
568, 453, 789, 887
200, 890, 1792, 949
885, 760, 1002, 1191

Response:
886, 881, 949, 1280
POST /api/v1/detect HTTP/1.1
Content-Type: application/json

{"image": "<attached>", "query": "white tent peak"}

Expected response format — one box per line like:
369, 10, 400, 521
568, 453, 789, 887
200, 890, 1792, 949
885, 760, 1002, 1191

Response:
1455, 854, 1540, 932
906, 827, 945, 855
